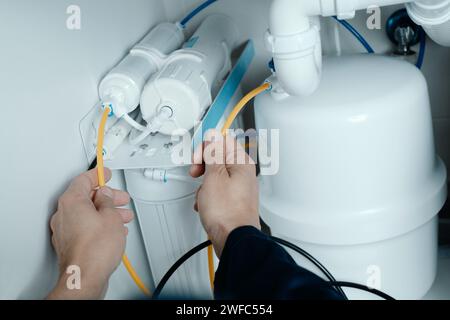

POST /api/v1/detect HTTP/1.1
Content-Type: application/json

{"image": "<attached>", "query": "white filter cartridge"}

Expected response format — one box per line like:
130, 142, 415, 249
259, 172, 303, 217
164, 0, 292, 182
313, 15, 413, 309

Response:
140, 14, 240, 136
99, 23, 185, 118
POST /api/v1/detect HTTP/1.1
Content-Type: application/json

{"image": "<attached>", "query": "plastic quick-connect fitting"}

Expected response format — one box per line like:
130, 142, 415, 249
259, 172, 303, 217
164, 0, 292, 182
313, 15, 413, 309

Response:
127, 106, 174, 146
148, 106, 173, 133
143, 168, 202, 184
99, 22, 185, 118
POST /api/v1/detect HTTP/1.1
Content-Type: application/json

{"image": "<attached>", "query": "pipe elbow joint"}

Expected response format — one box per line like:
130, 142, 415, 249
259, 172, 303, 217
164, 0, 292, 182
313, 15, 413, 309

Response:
274, 49, 322, 97
265, 22, 322, 97
406, 0, 450, 47
268, 0, 322, 97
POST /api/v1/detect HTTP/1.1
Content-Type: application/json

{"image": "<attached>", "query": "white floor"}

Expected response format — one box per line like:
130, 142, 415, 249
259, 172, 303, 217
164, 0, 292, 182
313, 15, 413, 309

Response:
423, 246, 450, 300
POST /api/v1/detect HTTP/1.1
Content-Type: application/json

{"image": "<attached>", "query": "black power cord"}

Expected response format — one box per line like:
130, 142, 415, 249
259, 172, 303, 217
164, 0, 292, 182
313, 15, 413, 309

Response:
89, 158, 97, 170
153, 237, 395, 300
328, 282, 395, 301
269, 236, 347, 298
153, 238, 345, 299
153, 240, 212, 299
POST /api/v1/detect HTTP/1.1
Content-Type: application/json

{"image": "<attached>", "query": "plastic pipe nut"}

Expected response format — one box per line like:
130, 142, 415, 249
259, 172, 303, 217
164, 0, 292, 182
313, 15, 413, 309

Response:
265, 25, 320, 56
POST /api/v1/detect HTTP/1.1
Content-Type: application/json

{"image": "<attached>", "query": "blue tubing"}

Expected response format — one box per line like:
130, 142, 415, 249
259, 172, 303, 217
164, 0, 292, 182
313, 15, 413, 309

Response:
333, 16, 375, 54
416, 28, 426, 69
180, 0, 218, 28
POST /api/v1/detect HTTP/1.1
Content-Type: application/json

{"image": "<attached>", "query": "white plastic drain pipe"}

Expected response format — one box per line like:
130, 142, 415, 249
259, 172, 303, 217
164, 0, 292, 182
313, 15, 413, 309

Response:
267, 0, 449, 97
407, 0, 450, 46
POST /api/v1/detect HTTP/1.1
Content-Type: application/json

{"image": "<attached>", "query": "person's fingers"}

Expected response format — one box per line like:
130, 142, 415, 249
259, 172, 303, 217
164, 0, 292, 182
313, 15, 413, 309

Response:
112, 189, 130, 207
69, 168, 112, 196
49, 215, 56, 233
190, 141, 206, 178
192, 142, 205, 166
191, 129, 224, 177
51, 235, 57, 250
193, 186, 202, 212
116, 208, 134, 224
93, 187, 115, 212
190, 163, 205, 178
89, 188, 130, 207
203, 130, 228, 175
223, 133, 256, 176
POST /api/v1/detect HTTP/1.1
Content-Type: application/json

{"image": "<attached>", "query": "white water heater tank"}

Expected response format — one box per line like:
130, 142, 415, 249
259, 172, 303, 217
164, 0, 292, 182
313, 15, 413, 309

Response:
255, 55, 447, 300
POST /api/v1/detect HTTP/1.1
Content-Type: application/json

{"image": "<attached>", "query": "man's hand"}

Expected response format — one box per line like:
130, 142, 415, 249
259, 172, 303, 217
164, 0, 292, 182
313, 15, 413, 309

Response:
47, 168, 134, 300
190, 130, 261, 258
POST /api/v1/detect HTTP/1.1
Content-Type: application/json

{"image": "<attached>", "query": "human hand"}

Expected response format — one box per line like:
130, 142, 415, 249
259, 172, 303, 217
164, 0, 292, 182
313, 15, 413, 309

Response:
190, 130, 261, 258
47, 168, 134, 300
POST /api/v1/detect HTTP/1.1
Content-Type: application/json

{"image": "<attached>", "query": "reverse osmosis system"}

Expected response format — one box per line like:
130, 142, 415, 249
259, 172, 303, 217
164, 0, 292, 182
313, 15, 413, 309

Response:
79, 0, 450, 299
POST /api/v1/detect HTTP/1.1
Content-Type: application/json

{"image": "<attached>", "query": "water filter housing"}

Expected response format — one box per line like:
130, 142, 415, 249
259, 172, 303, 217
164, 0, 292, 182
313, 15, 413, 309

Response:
255, 55, 447, 299
140, 14, 239, 136
124, 168, 212, 298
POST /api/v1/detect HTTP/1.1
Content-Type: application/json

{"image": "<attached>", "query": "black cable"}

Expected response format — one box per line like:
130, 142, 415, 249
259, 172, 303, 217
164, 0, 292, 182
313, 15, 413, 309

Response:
153, 240, 212, 299
153, 237, 343, 299
89, 158, 97, 170
328, 281, 395, 300
269, 236, 347, 298
153, 236, 395, 300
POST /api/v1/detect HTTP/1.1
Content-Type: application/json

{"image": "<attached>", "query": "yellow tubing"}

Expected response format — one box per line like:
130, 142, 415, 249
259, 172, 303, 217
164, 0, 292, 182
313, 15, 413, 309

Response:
206, 82, 271, 292
122, 254, 152, 296
207, 244, 215, 290
221, 82, 271, 136
97, 106, 152, 297
96, 107, 109, 188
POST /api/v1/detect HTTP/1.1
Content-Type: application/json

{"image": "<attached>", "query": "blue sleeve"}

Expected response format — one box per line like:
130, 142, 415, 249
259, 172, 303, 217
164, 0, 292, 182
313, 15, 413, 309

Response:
214, 226, 345, 300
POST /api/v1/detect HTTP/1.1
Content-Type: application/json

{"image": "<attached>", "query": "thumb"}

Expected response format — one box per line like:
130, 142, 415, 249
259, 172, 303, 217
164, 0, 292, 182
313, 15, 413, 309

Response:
94, 187, 115, 212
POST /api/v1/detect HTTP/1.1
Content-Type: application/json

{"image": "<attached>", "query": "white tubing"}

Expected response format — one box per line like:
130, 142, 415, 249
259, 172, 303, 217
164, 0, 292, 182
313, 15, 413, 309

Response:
128, 107, 173, 146
123, 114, 148, 132
129, 129, 151, 146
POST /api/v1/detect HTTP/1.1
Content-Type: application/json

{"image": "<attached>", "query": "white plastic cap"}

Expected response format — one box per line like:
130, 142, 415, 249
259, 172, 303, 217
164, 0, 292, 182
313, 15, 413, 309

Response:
141, 73, 209, 136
